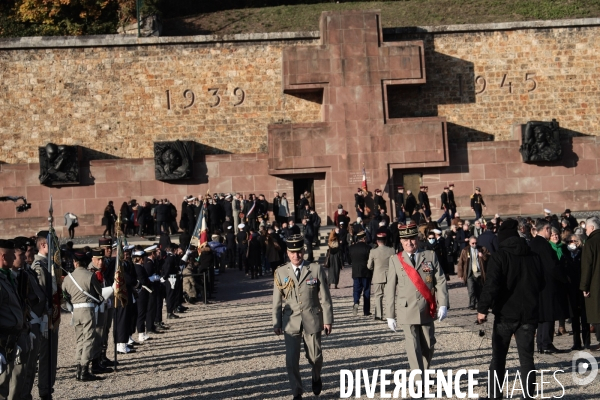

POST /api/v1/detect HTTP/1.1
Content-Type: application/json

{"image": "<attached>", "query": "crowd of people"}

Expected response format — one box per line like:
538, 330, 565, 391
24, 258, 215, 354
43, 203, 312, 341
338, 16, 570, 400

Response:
3, 181, 600, 400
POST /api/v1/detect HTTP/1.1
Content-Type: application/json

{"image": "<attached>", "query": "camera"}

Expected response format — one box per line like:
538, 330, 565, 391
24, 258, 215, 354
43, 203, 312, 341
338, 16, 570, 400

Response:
16, 203, 32, 213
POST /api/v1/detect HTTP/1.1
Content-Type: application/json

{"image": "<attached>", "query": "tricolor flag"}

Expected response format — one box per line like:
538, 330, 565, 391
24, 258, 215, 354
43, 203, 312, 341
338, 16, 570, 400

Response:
191, 193, 209, 247
113, 235, 128, 308
361, 166, 368, 192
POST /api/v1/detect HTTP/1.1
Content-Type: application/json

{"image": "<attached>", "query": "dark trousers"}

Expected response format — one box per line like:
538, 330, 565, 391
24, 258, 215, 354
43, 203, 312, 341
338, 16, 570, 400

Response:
396, 209, 406, 224
572, 314, 591, 349
226, 247, 236, 268
437, 209, 452, 226
114, 304, 130, 343
155, 285, 165, 323
164, 281, 177, 314
536, 321, 555, 350
103, 223, 114, 237
237, 244, 247, 271
68, 226, 75, 239
489, 319, 536, 400
136, 290, 149, 334
156, 220, 169, 235
146, 291, 156, 332
304, 238, 314, 262
467, 275, 483, 307
353, 277, 372, 316
473, 206, 483, 220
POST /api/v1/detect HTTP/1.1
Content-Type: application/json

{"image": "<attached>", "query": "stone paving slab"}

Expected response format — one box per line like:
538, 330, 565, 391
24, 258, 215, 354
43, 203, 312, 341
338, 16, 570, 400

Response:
42, 266, 599, 399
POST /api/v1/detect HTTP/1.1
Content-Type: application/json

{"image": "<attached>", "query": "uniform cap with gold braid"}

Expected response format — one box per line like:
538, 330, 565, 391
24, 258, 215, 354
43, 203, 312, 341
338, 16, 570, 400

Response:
286, 234, 305, 252
399, 223, 419, 239
91, 248, 104, 258
99, 238, 112, 248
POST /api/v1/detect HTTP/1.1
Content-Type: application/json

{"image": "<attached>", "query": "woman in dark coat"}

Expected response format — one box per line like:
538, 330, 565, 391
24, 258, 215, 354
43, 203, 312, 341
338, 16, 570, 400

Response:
102, 201, 116, 238
326, 229, 343, 289
565, 234, 591, 350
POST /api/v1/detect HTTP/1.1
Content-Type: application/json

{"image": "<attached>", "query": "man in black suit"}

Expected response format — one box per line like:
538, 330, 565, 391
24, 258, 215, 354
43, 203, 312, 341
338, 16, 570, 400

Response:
302, 218, 315, 262
477, 222, 499, 254
348, 231, 373, 316
155, 200, 170, 235
529, 219, 569, 353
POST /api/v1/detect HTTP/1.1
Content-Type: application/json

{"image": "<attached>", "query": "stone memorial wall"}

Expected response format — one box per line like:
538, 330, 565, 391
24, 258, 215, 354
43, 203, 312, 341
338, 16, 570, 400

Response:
0, 12, 599, 237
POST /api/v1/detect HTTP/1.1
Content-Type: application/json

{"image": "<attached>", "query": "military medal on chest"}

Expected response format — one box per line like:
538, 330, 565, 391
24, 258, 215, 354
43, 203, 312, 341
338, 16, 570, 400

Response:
421, 261, 433, 283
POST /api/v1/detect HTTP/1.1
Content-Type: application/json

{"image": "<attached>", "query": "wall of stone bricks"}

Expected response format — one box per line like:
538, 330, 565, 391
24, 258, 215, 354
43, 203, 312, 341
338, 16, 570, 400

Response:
1, 19, 600, 237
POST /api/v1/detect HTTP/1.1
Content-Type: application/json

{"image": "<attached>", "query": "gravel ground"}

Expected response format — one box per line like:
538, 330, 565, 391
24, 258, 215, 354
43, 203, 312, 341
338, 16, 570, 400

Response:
37, 266, 599, 400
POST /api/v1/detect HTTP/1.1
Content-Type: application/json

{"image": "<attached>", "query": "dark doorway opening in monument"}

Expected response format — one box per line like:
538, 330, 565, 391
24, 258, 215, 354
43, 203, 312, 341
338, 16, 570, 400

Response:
293, 177, 314, 223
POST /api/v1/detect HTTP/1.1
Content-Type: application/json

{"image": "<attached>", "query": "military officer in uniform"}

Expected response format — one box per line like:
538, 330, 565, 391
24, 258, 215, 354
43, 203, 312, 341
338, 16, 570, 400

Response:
87, 248, 113, 374
437, 186, 452, 227
0, 239, 25, 400
448, 183, 457, 219
62, 251, 104, 381
470, 186, 487, 220
368, 229, 396, 321
384, 223, 449, 380
273, 234, 333, 400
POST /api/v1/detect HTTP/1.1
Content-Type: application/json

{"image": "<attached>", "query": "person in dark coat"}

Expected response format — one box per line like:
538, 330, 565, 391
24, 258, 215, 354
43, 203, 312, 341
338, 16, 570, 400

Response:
563, 209, 578, 230
225, 227, 237, 269
348, 231, 372, 316
155, 201, 170, 235
404, 189, 417, 218
529, 219, 569, 353
180, 197, 190, 232
565, 234, 592, 350
581, 216, 600, 346
477, 222, 499, 254
456, 221, 471, 252
425, 229, 450, 278
208, 200, 221, 234
302, 218, 315, 262
477, 219, 543, 400
247, 232, 262, 279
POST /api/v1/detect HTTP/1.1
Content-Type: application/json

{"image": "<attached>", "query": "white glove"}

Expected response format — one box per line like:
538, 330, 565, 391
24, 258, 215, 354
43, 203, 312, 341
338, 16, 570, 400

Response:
14, 346, 22, 365
438, 306, 448, 322
160, 277, 165, 283
29, 332, 36, 349
0, 354, 6, 375
387, 318, 397, 332
41, 315, 49, 339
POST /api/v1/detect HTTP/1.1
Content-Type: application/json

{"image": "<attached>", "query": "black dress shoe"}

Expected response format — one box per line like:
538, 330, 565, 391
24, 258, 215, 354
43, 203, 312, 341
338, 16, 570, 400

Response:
312, 378, 322, 396
149, 329, 163, 334
158, 322, 170, 329
468, 306, 476, 310
571, 345, 584, 351
167, 313, 180, 319
293, 395, 302, 400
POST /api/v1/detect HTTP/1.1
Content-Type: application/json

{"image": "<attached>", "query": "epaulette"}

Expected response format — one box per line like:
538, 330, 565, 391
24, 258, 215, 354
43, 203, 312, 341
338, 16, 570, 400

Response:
470, 195, 475, 199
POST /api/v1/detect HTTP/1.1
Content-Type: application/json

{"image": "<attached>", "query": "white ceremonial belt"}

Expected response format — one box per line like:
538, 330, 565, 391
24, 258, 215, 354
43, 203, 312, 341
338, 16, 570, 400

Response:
73, 303, 96, 309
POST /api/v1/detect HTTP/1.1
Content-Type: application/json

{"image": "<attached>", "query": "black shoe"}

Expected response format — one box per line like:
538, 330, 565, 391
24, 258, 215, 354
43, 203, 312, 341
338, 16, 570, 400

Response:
293, 395, 302, 400
76, 365, 82, 381
149, 329, 163, 334
178, 305, 189, 312
91, 360, 113, 374
158, 322, 170, 329
541, 345, 566, 354
80, 363, 104, 381
468, 306, 476, 310
312, 378, 322, 396
167, 313, 180, 319
571, 345, 584, 351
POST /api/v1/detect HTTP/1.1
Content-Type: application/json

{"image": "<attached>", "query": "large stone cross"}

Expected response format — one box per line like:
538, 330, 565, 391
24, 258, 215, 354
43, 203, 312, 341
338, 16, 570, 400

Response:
268, 10, 449, 209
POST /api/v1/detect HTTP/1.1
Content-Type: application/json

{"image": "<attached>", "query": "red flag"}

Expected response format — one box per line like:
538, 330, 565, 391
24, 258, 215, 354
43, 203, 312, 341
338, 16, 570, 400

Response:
361, 166, 368, 192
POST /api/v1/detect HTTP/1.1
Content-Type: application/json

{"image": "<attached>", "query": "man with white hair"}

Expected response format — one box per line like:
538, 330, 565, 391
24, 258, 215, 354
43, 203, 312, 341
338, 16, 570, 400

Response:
581, 216, 600, 350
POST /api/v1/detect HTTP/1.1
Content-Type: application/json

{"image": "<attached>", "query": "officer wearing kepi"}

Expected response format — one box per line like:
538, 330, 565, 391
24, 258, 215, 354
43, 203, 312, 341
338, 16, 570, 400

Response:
368, 228, 396, 321
470, 186, 487, 220
62, 251, 104, 381
0, 239, 25, 399
272, 234, 333, 400
384, 223, 449, 382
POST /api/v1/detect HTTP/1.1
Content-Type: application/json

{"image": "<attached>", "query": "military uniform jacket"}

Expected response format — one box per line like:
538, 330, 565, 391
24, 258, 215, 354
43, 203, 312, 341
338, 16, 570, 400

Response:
30, 254, 53, 315
63, 268, 103, 305
0, 272, 24, 331
470, 193, 486, 209
440, 192, 450, 210
272, 262, 333, 335
368, 245, 396, 284
384, 250, 449, 325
